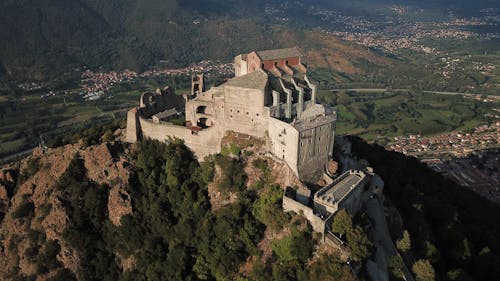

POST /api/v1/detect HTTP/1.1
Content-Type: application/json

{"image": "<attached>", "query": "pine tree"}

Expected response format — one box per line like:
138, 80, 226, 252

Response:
331, 209, 352, 238
412, 259, 435, 281
396, 230, 411, 253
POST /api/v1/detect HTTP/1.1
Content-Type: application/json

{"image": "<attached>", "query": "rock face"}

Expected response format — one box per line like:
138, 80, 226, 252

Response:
0, 143, 134, 280
82, 144, 132, 226
0, 168, 16, 220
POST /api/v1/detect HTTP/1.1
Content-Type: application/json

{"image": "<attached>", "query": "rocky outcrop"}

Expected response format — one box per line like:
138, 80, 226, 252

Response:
0, 142, 134, 280
82, 144, 132, 225
0, 168, 16, 219
0, 183, 9, 217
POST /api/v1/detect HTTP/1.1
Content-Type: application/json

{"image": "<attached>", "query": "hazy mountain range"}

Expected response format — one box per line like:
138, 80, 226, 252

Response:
0, 0, 498, 81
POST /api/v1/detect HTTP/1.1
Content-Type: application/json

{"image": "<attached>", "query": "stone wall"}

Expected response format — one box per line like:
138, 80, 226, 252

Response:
234, 54, 248, 77
138, 117, 223, 160
223, 86, 269, 137
283, 191, 325, 234
125, 108, 140, 143
139, 87, 184, 118
268, 117, 300, 176
297, 122, 335, 183
246, 52, 262, 73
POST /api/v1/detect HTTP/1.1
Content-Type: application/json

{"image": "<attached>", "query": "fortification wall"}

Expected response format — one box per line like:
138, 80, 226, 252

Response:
246, 52, 262, 73
234, 55, 248, 77
139, 88, 184, 118
139, 117, 222, 160
268, 117, 299, 176
126, 108, 140, 143
297, 122, 335, 183
223, 86, 270, 138
283, 195, 325, 234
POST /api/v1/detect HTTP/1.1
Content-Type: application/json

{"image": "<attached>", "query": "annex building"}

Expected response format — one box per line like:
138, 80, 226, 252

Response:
126, 47, 337, 183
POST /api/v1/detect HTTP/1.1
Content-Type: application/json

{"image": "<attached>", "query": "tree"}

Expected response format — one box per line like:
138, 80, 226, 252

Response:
389, 255, 404, 280
346, 226, 371, 262
412, 259, 435, 281
424, 241, 440, 263
272, 225, 313, 263
307, 254, 355, 281
331, 209, 352, 238
253, 184, 287, 231
397, 230, 411, 253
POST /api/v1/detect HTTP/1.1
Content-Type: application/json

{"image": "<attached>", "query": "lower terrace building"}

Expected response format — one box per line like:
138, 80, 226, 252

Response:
126, 47, 337, 183
283, 170, 384, 236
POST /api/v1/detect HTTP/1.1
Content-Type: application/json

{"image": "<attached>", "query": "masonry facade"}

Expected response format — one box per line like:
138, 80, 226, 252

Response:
126, 47, 337, 183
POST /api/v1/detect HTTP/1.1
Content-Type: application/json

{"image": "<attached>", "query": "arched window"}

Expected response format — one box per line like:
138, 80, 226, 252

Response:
197, 118, 209, 128
196, 106, 207, 114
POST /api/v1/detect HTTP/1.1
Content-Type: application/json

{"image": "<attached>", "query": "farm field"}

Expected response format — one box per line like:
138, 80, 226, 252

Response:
318, 89, 500, 144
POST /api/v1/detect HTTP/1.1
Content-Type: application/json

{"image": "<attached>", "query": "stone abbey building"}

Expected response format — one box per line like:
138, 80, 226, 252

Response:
126, 47, 337, 183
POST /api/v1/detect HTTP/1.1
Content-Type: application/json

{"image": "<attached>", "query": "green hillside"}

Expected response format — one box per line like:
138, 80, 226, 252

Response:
1, 0, 498, 81
0, 0, 274, 81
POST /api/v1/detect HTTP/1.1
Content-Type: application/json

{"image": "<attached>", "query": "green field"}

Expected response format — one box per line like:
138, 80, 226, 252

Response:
0, 73, 231, 158
317, 89, 499, 144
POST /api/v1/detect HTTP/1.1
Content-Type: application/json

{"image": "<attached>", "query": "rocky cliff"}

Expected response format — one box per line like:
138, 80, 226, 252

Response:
0, 142, 133, 280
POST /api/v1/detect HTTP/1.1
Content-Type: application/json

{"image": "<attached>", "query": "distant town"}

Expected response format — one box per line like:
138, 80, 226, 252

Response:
423, 149, 500, 204
305, 5, 500, 53
79, 60, 234, 101
386, 122, 500, 158
266, 3, 500, 90
387, 122, 500, 203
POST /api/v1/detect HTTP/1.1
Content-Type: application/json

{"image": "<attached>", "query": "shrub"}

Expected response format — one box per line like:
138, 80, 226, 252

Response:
215, 155, 246, 192
346, 226, 372, 262
331, 209, 353, 238
46, 269, 77, 281
38, 203, 52, 220
36, 240, 61, 273
412, 259, 435, 281
253, 184, 287, 231
389, 255, 405, 280
221, 144, 241, 156
24, 246, 40, 262
397, 230, 411, 253
272, 225, 313, 263
23, 157, 41, 179
8, 234, 22, 251
12, 201, 35, 219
